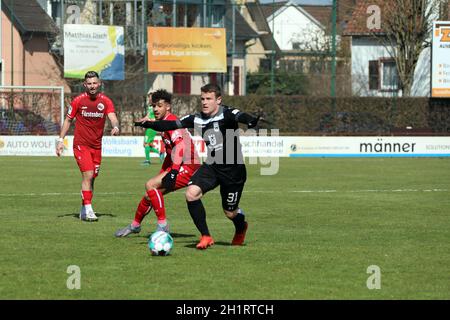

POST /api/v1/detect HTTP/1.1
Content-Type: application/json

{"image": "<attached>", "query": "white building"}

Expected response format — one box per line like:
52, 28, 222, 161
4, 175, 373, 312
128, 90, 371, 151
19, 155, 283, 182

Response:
347, 37, 431, 97
344, 0, 441, 97
265, 0, 329, 52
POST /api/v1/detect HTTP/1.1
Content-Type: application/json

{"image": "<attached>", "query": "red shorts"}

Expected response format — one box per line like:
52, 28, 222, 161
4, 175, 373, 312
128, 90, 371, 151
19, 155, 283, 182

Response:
73, 145, 102, 178
160, 164, 200, 191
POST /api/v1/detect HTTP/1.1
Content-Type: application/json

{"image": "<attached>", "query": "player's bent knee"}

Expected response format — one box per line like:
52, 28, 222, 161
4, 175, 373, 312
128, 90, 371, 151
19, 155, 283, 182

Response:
224, 209, 238, 219
145, 179, 160, 191
185, 185, 202, 202
145, 181, 153, 190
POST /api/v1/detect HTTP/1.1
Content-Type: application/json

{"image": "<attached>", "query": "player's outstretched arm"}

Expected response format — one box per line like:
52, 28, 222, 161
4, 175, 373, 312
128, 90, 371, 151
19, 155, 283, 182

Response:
135, 115, 194, 131
135, 119, 179, 131
236, 112, 260, 129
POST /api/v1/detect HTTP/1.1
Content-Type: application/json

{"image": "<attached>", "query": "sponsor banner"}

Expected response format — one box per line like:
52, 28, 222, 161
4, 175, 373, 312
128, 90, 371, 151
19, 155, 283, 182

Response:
0, 136, 58, 156
289, 137, 450, 157
432, 21, 450, 98
0, 136, 200, 157
101, 136, 143, 157
1, 136, 450, 158
147, 27, 226, 73
241, 136, 288, 157
64, 24, 125, 80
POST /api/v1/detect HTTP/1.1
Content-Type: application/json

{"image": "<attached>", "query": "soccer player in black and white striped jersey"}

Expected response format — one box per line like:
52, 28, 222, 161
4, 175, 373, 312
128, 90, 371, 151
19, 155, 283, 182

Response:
135, 84, 259, 249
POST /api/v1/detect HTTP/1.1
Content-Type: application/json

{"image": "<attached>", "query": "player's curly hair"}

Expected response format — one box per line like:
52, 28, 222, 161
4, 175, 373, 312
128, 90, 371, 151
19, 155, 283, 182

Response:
151, 89, 172, 104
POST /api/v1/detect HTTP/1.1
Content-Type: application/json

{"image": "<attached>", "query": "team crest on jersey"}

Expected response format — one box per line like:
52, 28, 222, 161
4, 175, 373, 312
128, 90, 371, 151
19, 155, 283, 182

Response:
208, 134, 217, 145
213, 122, 220, 132
97, 103, 105, 111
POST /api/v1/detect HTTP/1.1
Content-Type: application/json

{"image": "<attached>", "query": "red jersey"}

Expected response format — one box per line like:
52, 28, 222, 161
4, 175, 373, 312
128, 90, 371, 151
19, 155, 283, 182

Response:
67, 92, 115, 149
161, 113, 200, 169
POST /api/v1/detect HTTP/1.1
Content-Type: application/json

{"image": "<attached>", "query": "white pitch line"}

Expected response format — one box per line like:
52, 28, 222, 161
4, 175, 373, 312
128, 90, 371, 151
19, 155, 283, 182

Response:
0, 189, 448, 197
0, 191, 134, 197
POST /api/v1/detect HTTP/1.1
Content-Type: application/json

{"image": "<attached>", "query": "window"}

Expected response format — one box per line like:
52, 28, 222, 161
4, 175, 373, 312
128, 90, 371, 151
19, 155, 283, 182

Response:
233, 66, 240, 96
173, 73, 191, 95
208, 3, 225, 27
210, 73, 226, 90
368, 59, 398, 91
310, 60, 331, 74
176, 2, 201, 27
381, 59, 398, 91
292, 42, 301, 50
50, 0, 61, 24
279, 59, 304, 73
259, 58, 271, 72
209, 73, 217, 85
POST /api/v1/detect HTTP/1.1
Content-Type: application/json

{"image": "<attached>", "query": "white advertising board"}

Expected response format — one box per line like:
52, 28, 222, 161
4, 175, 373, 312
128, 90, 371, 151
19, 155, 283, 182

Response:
64, 24, 125, 80
1, 136, 450, 158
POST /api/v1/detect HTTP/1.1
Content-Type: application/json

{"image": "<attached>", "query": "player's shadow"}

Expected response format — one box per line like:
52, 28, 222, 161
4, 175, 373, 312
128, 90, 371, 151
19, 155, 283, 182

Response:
138, 232, 195, 239
136, 232, 196, 245
57, 212, 116, 219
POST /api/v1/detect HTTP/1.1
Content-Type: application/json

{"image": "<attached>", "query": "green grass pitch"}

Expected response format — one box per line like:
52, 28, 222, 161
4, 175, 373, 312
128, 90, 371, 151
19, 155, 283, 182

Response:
0, 156, 449, 299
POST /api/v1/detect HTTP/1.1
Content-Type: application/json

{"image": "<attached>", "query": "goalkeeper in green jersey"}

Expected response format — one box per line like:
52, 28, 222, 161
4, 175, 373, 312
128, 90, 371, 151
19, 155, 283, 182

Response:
142, 94, 163, 165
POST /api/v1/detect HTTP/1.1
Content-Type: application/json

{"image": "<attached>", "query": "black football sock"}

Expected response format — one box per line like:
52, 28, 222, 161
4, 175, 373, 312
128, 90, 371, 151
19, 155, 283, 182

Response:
231, 209, 246, 233
187, 200, 210, 236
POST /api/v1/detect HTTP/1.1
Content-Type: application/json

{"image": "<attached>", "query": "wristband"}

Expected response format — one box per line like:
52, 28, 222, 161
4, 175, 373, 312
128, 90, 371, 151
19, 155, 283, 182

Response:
113, 126, 119, 130
57, 137, 64, 143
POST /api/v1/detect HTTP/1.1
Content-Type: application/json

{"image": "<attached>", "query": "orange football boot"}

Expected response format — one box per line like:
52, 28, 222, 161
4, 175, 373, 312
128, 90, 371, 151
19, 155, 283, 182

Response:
231, 221, 248, 246
196, 235, 215, 249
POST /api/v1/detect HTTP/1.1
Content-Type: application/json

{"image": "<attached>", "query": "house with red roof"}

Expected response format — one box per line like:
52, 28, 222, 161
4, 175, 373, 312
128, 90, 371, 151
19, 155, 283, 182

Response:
343, 0, 449, 97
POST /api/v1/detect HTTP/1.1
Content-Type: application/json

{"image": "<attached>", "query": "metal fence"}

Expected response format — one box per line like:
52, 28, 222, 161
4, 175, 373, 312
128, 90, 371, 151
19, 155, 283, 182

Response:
1, 0, 450, 136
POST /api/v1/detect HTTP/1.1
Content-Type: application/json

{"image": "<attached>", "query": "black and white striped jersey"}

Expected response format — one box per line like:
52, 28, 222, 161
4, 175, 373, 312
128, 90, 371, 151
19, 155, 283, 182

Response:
138, 105, 258, 167
178, 105, 246, 166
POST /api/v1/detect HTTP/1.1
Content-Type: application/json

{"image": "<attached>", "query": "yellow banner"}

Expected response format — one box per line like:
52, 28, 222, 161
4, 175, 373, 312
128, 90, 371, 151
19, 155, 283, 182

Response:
147, 27, 226, 73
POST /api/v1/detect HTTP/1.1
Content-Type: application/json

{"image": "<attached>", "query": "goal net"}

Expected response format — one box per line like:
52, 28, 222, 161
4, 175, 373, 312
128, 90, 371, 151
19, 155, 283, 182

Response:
0, 86, 64, 135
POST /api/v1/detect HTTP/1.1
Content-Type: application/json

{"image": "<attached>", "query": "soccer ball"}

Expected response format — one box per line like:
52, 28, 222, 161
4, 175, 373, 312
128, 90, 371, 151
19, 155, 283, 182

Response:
148, 231, 173, 256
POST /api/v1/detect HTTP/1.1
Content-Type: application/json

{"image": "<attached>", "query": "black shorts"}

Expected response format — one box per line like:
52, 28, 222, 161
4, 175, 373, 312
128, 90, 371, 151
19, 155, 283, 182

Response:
189, 164, 247, 211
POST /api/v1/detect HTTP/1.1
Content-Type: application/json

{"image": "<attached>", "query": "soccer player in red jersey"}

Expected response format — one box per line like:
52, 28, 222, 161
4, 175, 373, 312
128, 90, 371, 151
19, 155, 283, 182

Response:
114, 89, 201, 237
56, 71, 120, 222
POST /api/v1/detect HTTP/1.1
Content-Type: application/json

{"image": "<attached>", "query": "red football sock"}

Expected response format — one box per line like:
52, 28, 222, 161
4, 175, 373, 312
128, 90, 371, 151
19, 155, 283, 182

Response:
81, 190, 92, 205
133, 196, 153, 226
147, 189, 166, 223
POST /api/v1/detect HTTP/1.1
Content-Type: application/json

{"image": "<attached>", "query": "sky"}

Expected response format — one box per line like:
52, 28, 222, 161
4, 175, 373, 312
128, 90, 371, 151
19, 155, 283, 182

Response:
259, 0, 333, 5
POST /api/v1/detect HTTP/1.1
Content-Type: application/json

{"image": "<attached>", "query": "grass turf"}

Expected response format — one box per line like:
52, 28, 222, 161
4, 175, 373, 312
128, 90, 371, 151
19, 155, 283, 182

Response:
0, 156, 449, 299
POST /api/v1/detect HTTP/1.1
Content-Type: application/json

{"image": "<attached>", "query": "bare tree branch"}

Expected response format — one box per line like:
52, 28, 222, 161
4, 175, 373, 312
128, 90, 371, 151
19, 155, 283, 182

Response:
373, 0, 442, 96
